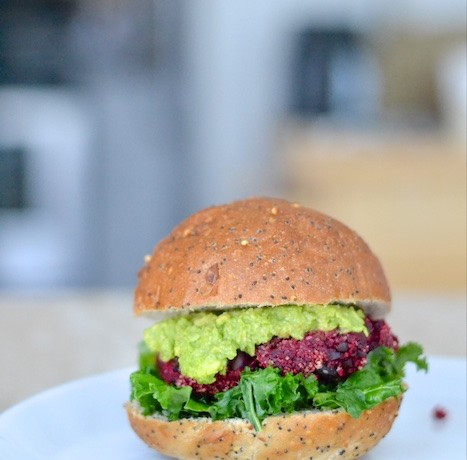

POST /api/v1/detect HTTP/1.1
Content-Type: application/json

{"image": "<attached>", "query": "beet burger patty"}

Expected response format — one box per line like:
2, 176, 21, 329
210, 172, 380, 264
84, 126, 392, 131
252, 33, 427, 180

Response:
126, 197, 427, 460
156, 316, 399, 396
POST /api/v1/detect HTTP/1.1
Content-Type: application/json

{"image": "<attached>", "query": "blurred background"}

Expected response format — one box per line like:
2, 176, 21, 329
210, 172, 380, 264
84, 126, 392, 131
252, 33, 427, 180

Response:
0, 0, 466, 412
0, 0, 465, 292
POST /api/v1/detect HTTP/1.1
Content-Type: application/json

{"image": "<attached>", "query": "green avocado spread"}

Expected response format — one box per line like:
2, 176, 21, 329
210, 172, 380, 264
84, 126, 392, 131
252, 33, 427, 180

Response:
143, 304, 367, 384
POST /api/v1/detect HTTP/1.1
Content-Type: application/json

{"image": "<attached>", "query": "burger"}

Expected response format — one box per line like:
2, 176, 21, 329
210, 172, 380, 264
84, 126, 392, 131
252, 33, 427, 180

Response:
126, 197, 427, 459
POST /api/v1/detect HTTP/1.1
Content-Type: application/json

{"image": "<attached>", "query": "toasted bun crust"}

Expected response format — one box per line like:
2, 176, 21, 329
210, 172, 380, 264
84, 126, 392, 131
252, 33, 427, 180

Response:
135, 197, 390, 318
126, 397, 401, 459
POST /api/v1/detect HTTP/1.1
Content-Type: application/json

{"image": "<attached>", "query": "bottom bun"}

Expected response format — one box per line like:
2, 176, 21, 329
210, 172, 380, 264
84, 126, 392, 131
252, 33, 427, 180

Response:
126, 397, 401, 460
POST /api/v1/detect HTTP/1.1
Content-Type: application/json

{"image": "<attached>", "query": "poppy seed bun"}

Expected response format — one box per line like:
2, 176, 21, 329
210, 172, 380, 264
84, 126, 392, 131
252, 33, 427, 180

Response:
126, 397, 401, 460
134, 197, 390, 318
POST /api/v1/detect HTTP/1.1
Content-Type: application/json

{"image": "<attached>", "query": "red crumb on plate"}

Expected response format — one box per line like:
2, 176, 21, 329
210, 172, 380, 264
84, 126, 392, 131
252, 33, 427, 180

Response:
432, 406, 448, 420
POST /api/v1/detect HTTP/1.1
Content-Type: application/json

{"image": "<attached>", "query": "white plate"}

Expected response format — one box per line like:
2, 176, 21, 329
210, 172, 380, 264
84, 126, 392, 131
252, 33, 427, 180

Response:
0, 356, 465, 460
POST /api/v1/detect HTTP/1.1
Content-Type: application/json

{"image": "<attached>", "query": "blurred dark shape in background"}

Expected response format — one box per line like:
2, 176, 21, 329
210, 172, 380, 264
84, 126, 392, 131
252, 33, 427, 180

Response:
0, 147, 26, 209
0, 0, 465, 291
290, 29, 379, 119
0, 0, 75, 86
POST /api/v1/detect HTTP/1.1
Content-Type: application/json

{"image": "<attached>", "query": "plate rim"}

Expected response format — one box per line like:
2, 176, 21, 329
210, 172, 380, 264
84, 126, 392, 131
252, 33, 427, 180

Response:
0, 366, 136, 425
0, 355, 465, 460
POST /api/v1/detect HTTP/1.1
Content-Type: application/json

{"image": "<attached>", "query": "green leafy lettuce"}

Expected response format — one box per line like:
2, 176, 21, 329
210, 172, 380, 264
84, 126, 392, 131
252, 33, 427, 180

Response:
129, 342, 427, 431
313, 343, 428, 417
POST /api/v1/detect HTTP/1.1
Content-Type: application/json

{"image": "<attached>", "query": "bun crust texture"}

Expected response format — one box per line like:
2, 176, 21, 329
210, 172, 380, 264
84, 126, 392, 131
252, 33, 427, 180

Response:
135, 197, 390, 318
126, 397, 401, 460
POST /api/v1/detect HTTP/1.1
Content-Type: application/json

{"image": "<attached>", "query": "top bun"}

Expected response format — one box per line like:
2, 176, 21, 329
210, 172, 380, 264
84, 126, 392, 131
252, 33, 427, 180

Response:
135, 197, 390, 318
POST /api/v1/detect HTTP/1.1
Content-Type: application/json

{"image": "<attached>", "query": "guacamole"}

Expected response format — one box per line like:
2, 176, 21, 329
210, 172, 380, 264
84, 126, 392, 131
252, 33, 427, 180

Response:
143, 304, 367, 384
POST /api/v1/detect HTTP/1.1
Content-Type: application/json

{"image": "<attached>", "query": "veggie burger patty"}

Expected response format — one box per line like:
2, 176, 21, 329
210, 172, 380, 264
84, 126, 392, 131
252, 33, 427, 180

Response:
158, 316, 399, 395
